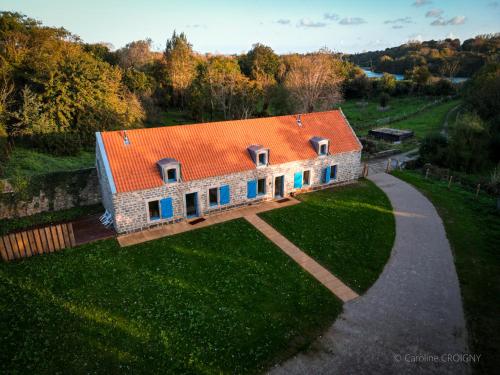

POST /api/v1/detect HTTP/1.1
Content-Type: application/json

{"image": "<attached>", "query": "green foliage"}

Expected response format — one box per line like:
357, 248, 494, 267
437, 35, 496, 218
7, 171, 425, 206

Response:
2, 147, 94, 178
379, 73, 396, 93
379, 92, 390, 108
350, 34, 500, 77
239, 43, 280, 81
0, 12, 144, 139
447, 113, 490, 172
419, 133, 449, 165
393, 170, 500, 374
260, 180, 395, 293
0, 219, 340, 374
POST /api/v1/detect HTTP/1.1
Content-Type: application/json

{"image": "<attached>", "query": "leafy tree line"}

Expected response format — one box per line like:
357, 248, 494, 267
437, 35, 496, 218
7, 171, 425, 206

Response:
0, 13, 357, 155
419, 62, 500, 175
350, 34, 500, 78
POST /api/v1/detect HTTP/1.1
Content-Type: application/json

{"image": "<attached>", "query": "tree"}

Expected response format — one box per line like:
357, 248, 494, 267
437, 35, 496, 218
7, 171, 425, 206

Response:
115, 39, 155, 69
379, 92, 390, 108
419, 133, 449, 166
379, 73, 396, 93
239, 43, 281, 115
448, 113, 490, 172
164, 31, 197, 108
190, 56, 261, 120
284, 51, 344, 113
0, 12, 145, 139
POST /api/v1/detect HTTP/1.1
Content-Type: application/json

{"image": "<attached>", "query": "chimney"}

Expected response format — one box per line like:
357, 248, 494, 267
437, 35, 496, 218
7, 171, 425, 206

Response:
296, 114, 302, 127
123, 130, 130, 145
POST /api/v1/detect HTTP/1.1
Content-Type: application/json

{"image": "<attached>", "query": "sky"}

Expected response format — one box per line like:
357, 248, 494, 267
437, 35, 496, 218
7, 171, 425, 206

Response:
1, 0, 499, 54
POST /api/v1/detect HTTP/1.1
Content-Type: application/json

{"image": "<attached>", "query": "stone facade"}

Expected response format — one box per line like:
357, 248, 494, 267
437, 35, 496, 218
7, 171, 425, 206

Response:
99, 150, 362, 233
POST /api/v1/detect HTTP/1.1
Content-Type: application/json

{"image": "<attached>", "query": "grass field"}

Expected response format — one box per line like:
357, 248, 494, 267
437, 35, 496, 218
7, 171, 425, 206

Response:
259, 180, 395, 293
339, 96, 436, 131
0, 219, 341, 374
392, 170, 500, 374
388, 99, 460, 138
2, 147, 95, 179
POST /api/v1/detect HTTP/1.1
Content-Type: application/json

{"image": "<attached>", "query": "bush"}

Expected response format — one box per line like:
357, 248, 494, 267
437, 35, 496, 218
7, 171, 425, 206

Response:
419, 133, 449, 166
379, 93, 390, 108
13, 132, 95, 156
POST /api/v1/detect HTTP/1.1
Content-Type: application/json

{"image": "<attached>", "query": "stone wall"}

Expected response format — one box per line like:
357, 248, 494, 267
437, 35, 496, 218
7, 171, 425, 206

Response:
0, 168, 101, 219
108, 151, 362, 233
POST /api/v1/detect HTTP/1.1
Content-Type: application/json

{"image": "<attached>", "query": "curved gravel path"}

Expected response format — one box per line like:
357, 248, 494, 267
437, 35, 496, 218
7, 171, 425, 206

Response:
269, 173, 469, 375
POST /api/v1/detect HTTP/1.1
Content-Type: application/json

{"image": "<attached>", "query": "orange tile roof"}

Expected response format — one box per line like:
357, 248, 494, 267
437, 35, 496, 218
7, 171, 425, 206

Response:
101, 110, 361, 193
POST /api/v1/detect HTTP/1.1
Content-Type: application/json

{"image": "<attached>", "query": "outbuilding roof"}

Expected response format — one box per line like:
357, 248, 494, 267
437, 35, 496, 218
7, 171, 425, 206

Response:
99, 110, 361, 193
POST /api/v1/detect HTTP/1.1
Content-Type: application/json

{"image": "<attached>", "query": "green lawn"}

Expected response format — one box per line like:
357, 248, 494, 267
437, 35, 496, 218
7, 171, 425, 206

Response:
2, 147, 95, 179
147, 110, 196, 127
340, 96, 436, 131
0, 204, 104, 236
259, 180, 395, 293
388, 99, 460, 138
0, 219, 341, 374
392, 170, 500, 374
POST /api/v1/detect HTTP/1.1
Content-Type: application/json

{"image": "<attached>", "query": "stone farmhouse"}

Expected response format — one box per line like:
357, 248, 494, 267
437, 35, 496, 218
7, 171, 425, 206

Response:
96, 110, 362, 234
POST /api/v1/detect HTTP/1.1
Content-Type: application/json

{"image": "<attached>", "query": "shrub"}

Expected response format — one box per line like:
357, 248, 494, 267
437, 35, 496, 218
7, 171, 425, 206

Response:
419, 133, 449, 166
379, 93, 390, 108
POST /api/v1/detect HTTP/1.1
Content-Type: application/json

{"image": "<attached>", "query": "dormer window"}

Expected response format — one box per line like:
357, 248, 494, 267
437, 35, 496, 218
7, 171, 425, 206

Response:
166, 168, 177, 182
310, 136, 330, 156
258, 152, 267, 166
157, 158, 180, 184
319, 144, 327, 155
247, 145, 269, 168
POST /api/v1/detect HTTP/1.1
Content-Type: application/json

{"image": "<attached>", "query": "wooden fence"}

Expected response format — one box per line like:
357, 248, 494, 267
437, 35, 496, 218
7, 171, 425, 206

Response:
0, 223, 76, 261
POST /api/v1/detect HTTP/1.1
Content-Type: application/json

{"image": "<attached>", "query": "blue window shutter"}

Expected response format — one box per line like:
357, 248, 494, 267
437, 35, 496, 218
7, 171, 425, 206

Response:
160, 198, 173, 219
332, 165, 338, 180
324, 166, 331, 183
294, 172, 303, 188
219, 185, 230, 205
247, 180, 257, 199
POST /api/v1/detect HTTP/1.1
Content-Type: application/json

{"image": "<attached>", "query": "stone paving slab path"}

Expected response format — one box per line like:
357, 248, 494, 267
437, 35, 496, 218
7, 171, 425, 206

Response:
269, 173, 469, 375
118, 198, 300, 247
245, 214, 358, 302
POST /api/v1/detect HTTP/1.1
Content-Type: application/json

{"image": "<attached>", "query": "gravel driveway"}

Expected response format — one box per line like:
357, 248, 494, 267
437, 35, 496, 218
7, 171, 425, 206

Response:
269, 173, 469, 375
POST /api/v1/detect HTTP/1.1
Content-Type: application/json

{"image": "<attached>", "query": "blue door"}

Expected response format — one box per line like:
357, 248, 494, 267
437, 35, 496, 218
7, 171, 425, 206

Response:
160, 197, 173, 219
247, 180, 257, 199
219, 185, 230, 205
294, 172, 303, 189
185, 192, 198, 218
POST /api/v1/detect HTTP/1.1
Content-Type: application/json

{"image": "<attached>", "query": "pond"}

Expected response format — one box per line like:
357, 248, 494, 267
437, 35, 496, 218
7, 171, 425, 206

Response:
361, 68, 468, 83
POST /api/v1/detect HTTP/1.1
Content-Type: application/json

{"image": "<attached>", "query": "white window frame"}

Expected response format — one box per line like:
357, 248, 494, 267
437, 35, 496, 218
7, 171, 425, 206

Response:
257, 177, 266, 196
207, 186, 220, 208
257, 151, 268, 167
318, 141, 329, 156
303, 170, 311, 186
145, 198, 163, 223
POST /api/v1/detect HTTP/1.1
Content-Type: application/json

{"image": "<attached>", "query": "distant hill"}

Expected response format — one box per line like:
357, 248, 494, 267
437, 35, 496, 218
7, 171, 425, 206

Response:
349, 33, 500, 78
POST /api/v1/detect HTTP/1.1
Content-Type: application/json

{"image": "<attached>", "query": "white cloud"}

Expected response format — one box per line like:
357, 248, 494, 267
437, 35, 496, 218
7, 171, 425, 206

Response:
384, 16, 412, 24
392, 25, 404, 29
425, 8, 444, 18
297, 18, 327, 28
431, 15, 466, 26
446, 32, 456, 39
413, 0, 432, 7
448, 16, 466, 25
276, 19, 291, 25
339, 17, 366, 25
324, 13, 339, 21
